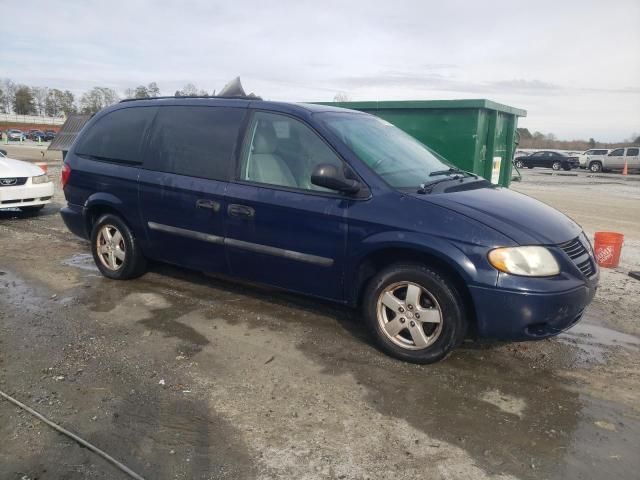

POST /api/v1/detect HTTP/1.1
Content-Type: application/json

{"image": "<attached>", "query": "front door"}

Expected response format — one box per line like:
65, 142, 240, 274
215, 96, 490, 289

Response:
607, 148, 625, 169
625, 147, 640, 171
139, 105, 246, 272
224, 111, 351, 301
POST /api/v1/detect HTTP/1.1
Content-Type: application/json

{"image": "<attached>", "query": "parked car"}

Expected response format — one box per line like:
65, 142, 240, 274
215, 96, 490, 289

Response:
60, 98, 598, 364
0, 150, 54, 212
513, 151, 579, 171
587, 147, 640, 173
44, 130, 57, 141
27, 129, 47, 141
513, 150, 530, 159
6, 129, 26, 141
576, 149, 610, 168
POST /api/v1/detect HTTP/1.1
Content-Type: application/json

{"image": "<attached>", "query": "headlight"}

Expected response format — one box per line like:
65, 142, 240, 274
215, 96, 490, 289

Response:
488, 246, 560, 277
32, 174, 50, 184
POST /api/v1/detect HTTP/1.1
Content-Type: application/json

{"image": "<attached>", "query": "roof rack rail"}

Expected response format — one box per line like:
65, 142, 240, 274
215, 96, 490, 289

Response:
119, 95, 262, 103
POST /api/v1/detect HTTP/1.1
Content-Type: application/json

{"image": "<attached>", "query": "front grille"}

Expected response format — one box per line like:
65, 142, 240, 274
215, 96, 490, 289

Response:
576, 258, 596, 277
0, 177, 28, 187
560, 237, 586, 259
559, 236, 596, 277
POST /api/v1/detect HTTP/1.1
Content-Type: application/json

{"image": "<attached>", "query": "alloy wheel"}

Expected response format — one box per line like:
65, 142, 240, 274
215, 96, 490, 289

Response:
376, 281, 443, 350
96, 224, 126, 271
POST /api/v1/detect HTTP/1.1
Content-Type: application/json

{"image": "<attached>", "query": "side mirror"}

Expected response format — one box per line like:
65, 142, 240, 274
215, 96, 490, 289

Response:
311, 164, 361, 194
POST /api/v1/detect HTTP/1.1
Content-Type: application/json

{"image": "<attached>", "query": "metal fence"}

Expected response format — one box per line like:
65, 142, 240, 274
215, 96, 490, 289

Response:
0, 113, 65, 125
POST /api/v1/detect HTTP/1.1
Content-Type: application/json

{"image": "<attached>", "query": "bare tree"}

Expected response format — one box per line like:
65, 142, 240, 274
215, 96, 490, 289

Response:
79, 87, 119, 114
0, 87, 6, 113
46, 89, 75, 117
32, 86, 49, 116
1, 79, 16, 113
333, 92, 351, 102
147, 82, 160, 97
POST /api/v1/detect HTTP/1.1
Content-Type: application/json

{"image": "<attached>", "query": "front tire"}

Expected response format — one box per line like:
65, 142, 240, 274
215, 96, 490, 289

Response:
552, 161, 561, 171
362, 263, 466, 364
90, 214, 147, 280
589, 162, 602, 173
515, 160, 524, 169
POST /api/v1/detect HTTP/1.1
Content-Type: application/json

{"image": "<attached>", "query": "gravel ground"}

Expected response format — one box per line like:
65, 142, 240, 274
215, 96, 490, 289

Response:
1, 154, 639, 480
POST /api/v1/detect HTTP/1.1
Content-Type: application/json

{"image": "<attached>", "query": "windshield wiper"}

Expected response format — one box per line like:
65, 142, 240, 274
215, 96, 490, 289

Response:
428, 167, 464, 177
417, 170, 482, 194
417, 176, 463, 194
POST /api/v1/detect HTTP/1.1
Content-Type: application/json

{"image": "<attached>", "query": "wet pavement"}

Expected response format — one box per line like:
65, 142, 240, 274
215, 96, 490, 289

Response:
1, 166, 639, 479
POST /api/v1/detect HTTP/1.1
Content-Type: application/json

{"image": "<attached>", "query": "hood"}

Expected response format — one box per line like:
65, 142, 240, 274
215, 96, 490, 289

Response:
0, 156, 45, 177
413, 186, 582, 245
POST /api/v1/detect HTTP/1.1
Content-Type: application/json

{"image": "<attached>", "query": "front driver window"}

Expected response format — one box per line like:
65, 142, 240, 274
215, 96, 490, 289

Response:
239, 111, 344, 192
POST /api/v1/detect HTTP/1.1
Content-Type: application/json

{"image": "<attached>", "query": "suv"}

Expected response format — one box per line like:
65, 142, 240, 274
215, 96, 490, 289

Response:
60, 98, 599, 363
577, 149, 609, 168
587, 147, 640, 173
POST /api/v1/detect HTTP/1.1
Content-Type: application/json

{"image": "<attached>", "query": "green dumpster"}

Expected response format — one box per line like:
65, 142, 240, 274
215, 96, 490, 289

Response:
319, 100, 526, 187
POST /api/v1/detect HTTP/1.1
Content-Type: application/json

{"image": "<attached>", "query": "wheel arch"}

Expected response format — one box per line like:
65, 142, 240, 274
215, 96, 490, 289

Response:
350, 243, 479, 337
83, 193, 138, 239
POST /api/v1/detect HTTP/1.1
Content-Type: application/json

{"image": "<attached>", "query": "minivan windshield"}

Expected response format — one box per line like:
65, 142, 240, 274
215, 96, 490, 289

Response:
320, 112, 464, 188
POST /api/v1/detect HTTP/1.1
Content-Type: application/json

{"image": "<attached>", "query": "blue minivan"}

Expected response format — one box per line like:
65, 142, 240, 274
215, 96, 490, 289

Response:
60, 97, 599, 363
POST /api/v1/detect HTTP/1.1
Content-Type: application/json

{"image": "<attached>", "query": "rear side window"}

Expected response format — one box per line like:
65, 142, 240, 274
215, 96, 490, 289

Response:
75, 107, 157, 164
145, 106, 245, 181
626, 148, 639, 156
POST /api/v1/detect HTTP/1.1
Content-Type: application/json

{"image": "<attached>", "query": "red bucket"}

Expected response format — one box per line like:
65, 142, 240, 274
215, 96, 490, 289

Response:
593, 232, 624, 268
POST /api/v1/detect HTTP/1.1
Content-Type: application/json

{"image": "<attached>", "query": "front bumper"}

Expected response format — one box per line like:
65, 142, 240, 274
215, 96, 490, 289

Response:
469, 280, 597, 340
0, 181, 54, 208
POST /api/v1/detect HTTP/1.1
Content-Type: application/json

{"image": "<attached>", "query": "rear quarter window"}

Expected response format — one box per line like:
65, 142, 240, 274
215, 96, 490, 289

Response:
75, 107, 157, 164
145, 106, 245, 181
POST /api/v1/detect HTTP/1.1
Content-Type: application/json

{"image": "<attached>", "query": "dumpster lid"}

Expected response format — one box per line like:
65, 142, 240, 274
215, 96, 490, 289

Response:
47, 114, 91, 152
324, 99, 526, 117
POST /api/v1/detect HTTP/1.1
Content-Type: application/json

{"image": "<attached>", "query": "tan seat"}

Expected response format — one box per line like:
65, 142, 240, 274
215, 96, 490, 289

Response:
247, 128, 297, 187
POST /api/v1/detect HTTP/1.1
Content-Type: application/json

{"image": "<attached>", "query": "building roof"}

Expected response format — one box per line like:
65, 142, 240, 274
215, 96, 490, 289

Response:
47, 114, 91, 152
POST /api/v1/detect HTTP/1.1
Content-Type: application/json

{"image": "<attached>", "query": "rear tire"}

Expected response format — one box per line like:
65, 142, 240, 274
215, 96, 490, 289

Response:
362, 263, 466, 364
90, 214, 147, 280
552, 161, 561, 171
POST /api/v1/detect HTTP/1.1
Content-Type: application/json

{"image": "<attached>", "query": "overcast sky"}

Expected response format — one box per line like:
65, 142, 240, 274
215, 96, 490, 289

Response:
2, 0, 638, 141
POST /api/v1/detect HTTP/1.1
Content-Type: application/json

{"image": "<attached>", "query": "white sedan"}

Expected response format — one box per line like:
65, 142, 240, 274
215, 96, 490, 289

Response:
0, 151, 54, 212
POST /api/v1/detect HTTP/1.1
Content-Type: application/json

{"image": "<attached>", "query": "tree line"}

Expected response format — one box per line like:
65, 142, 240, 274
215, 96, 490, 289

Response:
518, 128, 640, 150
0, 79, 216, 117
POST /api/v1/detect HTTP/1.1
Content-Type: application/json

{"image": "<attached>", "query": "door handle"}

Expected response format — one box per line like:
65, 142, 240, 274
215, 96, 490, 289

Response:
228, 204, 255, 218
195, 199, 221, 212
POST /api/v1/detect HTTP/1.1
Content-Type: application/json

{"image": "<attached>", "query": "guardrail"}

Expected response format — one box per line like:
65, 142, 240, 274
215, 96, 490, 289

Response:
0, 114, 65, 125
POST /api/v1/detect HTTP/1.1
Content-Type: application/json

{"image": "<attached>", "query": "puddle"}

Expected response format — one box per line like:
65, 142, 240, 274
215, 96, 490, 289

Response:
139, 316, 210, 348
479, 389, 527, 418
62, 253, 98, 272
558, 322, 640, 362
